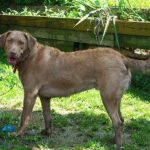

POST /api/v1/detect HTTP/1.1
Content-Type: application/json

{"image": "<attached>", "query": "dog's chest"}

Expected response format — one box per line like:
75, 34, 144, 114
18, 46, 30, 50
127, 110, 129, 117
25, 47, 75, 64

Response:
38, 78, 96, 98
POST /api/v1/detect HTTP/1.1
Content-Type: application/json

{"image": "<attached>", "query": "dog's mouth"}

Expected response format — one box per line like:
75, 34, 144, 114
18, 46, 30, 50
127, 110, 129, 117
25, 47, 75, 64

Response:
8, 56, 18, 65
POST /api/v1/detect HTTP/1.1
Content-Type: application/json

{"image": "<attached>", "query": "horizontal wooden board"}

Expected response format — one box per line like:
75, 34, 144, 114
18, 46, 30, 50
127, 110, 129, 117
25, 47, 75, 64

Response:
0, 25, 114, 47
38, 38, 75, 52
1, 24, 150, 49
0, 15, 150, 49
118, 35, 150, 49
0, 15, 150, 36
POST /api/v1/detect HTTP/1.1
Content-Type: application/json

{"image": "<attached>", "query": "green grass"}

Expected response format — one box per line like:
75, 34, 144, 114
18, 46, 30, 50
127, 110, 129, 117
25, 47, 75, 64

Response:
107, 0, 150, 8
0, 0, 150, 8
0, 49, 150, 150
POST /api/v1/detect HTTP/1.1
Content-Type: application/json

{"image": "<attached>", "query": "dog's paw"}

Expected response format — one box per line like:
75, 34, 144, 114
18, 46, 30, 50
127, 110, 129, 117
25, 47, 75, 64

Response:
41, 129, 52, 136
11, 131, 24, 137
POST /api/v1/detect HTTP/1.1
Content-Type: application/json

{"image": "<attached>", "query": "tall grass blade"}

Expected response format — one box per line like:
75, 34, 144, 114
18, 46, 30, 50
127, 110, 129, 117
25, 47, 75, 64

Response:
74, 13, 90, 28
100, 15, 111, 45
75, 0, 95, 9
74, 9, 98, 28
94, 18, 101, 45
112, 16, 120, 50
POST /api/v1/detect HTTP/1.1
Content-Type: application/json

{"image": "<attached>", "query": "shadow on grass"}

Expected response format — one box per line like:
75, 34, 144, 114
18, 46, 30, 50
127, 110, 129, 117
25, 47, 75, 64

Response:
0, 108, 114, 149
128, 72, 150, 102
0, 108, 150, 150
127, 87, 150, 102
124, 118, 150, 149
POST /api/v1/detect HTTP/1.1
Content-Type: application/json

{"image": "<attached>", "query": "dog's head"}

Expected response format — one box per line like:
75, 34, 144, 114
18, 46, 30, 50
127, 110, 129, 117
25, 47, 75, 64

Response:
0, 30, 37, 65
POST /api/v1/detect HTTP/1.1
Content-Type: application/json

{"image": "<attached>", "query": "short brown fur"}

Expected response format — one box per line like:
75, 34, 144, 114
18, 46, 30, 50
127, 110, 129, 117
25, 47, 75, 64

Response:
0, 31, 149, 150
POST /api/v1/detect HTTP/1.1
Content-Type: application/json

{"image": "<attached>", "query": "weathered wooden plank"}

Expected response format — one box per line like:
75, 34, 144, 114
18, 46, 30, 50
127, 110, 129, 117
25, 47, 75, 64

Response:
1, 15, 150, 49
118, 35, 150, 49
0, 25, 114, 47
120, 49, 150, 59
38, 38, 74, 52
110, 20, 150, 37
0, 15, 80, 30
0, 15, 150, 36
1, 24, 150, 49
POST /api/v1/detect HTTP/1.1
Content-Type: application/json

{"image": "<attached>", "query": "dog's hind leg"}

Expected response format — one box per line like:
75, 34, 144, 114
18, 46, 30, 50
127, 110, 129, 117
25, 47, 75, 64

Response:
40, 96, 52, 136
100, 90, 124, 150
118, 100, 124, 123
97, 74, 128, 149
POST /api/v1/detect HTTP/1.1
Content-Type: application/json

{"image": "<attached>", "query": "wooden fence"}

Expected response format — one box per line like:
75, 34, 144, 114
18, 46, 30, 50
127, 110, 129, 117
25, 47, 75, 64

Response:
0, 15, 150, 58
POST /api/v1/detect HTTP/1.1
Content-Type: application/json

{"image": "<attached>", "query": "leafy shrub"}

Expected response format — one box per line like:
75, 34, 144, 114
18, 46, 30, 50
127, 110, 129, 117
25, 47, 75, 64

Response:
15, 0, 38, 5
131, 72, 150, 92
0, 0, 72, 5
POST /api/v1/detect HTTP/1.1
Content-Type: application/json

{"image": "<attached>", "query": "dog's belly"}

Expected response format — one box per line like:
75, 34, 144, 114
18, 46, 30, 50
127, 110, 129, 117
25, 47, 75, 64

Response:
38, 79, 96, 98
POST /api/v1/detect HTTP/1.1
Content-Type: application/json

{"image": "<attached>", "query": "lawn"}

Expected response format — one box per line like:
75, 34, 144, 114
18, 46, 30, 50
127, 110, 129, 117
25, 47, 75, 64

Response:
0, 48, 150, 150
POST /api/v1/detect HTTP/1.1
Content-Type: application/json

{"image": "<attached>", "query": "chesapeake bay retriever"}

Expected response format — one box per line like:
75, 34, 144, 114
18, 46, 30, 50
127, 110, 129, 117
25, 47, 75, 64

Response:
0, 31, 149, 150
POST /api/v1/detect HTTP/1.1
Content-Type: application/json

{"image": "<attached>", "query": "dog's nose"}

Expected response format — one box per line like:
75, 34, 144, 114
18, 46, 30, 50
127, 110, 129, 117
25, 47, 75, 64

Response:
10, 51, 16, 56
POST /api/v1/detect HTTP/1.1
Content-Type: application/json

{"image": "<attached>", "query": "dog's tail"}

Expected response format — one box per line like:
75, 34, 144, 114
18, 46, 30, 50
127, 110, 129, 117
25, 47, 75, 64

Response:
123, 57, 150, 74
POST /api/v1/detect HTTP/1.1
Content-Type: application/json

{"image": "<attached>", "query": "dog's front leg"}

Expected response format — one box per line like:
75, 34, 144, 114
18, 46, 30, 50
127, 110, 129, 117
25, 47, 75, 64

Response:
40, 96, 52, 136
12, 92, 37, 136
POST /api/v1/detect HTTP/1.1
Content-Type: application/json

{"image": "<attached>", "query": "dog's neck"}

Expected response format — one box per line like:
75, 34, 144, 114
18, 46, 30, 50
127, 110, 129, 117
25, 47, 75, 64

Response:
12, 43, 39, 73
13, 43, 62, 74
12, 53, 29, 73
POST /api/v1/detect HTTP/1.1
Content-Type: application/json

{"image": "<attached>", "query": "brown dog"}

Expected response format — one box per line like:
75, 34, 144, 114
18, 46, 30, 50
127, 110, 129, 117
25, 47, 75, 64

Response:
0, 31, 149, 150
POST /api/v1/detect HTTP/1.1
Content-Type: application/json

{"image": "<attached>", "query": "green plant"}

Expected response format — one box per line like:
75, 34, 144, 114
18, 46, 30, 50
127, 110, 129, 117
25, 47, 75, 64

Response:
0, 0, 73, 6
0, 49, 21, 98
117, 0, 145, 21
44, 0, 70, 6
74, 0, 120, 48
131, 72, 150, 92
2, 7, 41, 16
1, 0, 150, 21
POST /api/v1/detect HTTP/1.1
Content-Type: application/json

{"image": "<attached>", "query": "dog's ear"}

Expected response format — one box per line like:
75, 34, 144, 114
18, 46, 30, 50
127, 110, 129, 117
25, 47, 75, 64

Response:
24, 32, 37, 51
0, 31, 11, 48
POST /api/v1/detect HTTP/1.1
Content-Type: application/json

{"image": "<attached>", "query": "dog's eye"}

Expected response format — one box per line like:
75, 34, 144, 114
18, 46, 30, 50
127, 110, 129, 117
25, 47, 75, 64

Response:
7, 39, 13, 43
18, 41, 24, 45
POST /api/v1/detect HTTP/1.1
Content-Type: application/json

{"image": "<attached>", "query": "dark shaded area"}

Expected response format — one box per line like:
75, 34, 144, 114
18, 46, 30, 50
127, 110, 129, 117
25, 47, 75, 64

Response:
0, 109, 114, 149
131, 72, 150, 92
0, 48, 7, 64
127, 88, 150, 103
0, 108, 150, 150
125, 118, 150, 147
0, 0, 73, 6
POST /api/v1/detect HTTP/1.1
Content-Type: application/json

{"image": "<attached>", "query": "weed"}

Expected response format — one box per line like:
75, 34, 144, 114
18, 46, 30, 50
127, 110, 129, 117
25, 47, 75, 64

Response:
1, 0, 150, 21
